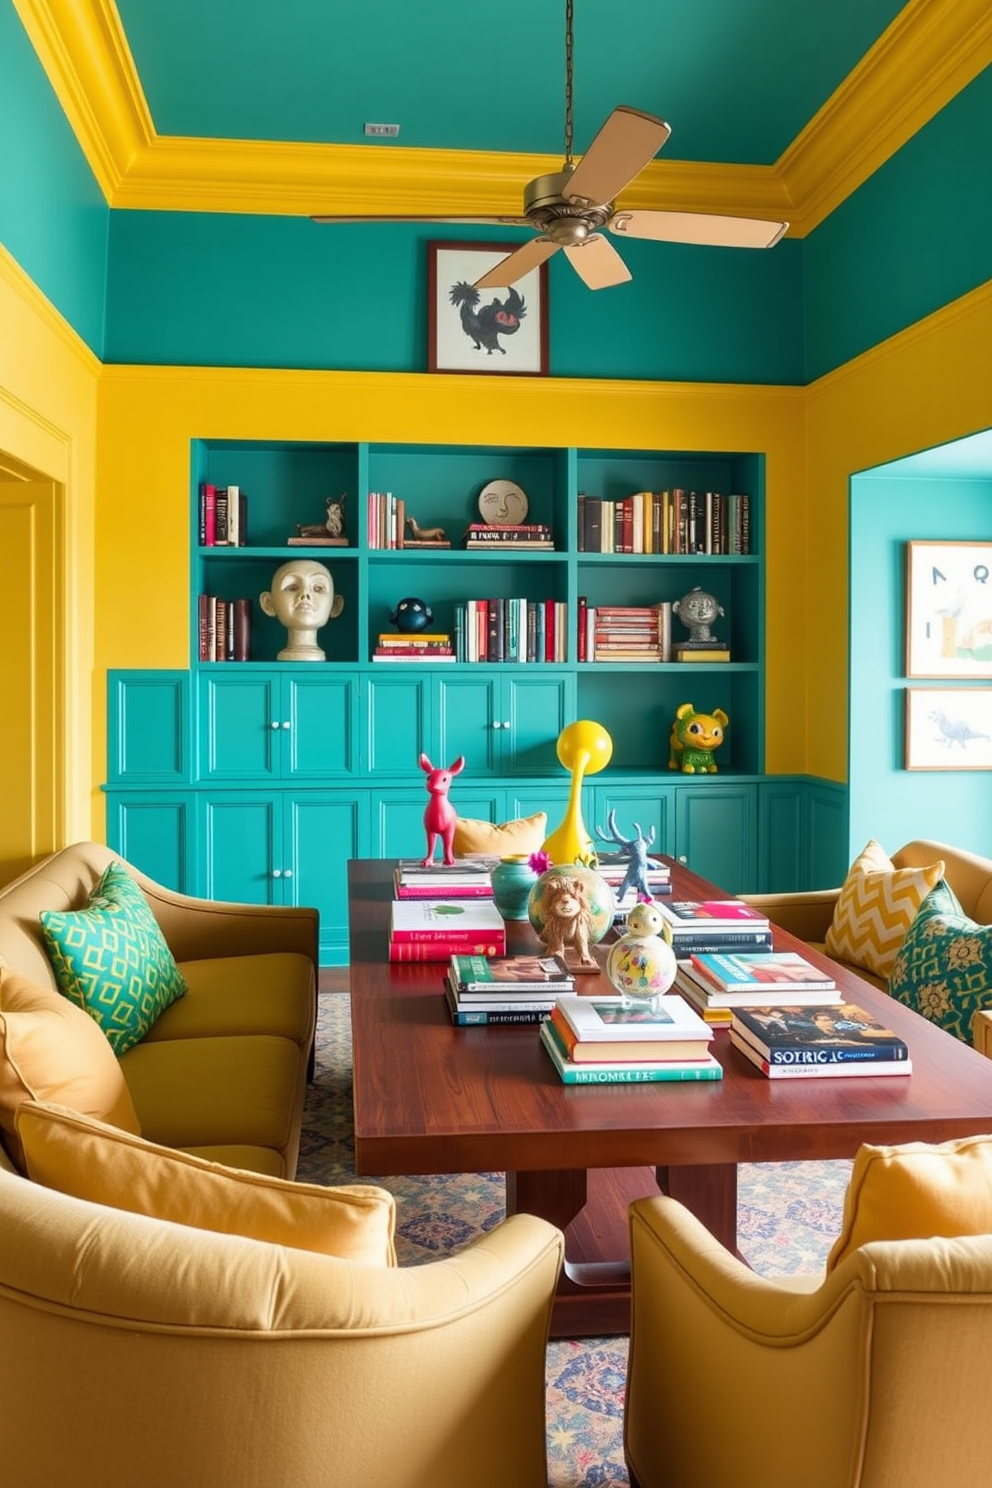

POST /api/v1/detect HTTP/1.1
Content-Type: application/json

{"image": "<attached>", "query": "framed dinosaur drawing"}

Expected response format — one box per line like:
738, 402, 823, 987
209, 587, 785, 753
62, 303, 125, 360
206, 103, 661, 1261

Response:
905, 687, 992, 770
427, 241, 549, 376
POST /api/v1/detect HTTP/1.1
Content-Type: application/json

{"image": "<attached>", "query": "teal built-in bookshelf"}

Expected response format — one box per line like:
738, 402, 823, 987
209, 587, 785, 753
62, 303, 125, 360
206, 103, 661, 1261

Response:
103, 437, 847, 964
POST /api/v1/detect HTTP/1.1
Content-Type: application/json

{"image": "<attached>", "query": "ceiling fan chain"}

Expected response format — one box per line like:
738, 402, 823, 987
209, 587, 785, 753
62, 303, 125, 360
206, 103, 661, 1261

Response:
564, 0, 575, 167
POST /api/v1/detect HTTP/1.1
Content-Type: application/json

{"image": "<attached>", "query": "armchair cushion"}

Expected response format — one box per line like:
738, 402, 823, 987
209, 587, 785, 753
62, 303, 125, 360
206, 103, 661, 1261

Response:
453, 812, 547, 856
18, 1100, 397, 1266
0, 971, 140, 1169
888, 879, 992, 1041
827, 1133, 992, 1271
824, 838, 944, 979
40, 861, 187, 1054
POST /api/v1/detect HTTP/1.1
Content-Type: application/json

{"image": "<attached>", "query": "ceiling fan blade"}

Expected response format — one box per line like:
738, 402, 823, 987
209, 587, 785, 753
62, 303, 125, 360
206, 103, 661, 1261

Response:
563, 234, 631, 289
311, 214, 529, 225
474, 237, 560, 289
609, 209, 788, 249
563, 106, 671, 206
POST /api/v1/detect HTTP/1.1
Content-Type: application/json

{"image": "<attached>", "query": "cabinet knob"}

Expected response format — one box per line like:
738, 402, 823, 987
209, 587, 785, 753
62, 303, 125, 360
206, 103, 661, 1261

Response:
272, 869, 282, 878
270, 721, 280, 730
283, 869, 293, 880
282, 721, 291, 730
502, 720, 510, 729
678, 855, 687, 865
492, 720, 503, 730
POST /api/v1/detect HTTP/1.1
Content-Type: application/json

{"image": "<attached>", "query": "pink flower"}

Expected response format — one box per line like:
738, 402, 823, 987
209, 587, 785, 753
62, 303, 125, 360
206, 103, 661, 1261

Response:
528, 851, 552, 875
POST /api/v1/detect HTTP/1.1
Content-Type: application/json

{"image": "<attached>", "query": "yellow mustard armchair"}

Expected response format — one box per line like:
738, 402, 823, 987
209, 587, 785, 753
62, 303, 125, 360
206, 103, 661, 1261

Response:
624, 1194, 992, 1488
0, 1162, 563, 1488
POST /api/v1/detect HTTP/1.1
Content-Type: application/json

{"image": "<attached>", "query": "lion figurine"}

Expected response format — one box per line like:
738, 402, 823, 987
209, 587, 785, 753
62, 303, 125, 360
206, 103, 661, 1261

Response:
668, 702, 729, 774
537, 874, 597, 969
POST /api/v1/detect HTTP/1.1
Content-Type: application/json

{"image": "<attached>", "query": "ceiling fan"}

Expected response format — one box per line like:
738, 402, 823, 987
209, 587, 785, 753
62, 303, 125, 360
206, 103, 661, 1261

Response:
312, 0, 788, 290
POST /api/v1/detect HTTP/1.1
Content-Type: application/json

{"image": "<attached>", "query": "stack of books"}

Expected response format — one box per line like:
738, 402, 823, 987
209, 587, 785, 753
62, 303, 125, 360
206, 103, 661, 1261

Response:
654, 898, 773, 957
389, 897, 506, 961
462, 523, 554, 550
394, 860, 495, 899
730, 1002, 912, 1079
445, 953, 574, 1026
540, 993, 723, 1085
676, 950, 841, 1026
373, 632, 455, 662
674, 637, 731, 663
588, 605, 670, 662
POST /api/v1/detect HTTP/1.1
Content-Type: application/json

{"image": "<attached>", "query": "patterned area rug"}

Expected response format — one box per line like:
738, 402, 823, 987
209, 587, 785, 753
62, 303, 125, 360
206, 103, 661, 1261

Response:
298, 994, 852, 1488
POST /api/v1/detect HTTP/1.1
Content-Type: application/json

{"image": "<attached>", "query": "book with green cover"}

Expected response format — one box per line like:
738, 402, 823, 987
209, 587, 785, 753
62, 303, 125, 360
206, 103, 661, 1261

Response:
540, 1019, 723, 1085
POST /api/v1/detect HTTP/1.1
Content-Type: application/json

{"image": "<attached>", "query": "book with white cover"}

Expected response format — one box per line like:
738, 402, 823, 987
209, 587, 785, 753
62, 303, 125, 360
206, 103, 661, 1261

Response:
390, 897, 505, 941
554, 993, 711, 1045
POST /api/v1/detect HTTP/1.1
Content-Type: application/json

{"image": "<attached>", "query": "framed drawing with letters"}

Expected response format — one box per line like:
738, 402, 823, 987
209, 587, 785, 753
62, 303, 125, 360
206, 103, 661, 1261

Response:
905, 540, 992, 679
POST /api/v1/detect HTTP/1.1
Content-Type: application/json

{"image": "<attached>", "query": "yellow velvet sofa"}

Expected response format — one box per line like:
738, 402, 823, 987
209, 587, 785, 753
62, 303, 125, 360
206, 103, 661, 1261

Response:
744, 838, 992, 1056
0, 841, 319, 1176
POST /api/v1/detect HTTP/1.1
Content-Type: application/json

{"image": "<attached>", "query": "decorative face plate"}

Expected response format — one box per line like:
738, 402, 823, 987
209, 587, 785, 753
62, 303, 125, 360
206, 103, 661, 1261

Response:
478, 479, 529, 525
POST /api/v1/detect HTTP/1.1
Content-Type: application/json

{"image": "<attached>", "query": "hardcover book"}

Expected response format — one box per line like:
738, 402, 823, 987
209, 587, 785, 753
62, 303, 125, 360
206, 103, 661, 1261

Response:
449, 953, 574, 992
540, 1020, 723, 1085
690, 950, 835, 993
730, 1003, 910, 1065
676, 964, 842, 1010
390, 897, 505, 942
554, 993, 712, 1046
656, 899, 769, 928
730, 1030, 912, 1079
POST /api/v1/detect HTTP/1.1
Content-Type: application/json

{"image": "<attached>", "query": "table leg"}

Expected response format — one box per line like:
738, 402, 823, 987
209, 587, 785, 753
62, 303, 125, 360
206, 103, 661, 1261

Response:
506, 1169, 587, 1232
656, 1163, 738, 1252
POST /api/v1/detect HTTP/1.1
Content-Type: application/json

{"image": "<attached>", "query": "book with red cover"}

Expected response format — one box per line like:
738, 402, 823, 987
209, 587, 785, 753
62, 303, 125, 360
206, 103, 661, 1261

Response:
389, 933, 505, 961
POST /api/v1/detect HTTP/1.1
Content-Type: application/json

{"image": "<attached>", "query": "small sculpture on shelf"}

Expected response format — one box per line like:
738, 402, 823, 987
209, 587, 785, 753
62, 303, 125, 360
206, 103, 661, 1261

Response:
419, 753, 465, 867
668, 702, 729, 774
259, 558, 344, 662
595, 809, 660, 903
672, 586, 725, 643
391, 597, 434, 633
404, 516, 450, 548
289, 494, 348, 547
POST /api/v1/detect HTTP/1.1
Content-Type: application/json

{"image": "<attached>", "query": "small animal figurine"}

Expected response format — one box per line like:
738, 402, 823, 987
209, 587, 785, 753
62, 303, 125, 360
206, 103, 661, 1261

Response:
595, 809, 659, 904
295, 494, 347, 541
391, 597, 434, 633
536, 873, 597, 971
668, 703, 729, 774
419, 753, 465, 866
405, 516, 448, 543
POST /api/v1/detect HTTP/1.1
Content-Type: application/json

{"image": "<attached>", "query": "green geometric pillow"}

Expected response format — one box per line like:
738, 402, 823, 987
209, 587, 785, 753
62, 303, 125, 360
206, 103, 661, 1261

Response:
40, 862, 187, 1055
888, 880, 992, 1043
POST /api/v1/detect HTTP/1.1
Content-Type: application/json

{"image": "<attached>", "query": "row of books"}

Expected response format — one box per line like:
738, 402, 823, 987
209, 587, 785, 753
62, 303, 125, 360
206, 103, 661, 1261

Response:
654, 898, 772, 955
463, 523, 555, 550
454, 598, 568, 664
197, 595, 252, 662
445, 952, 574, 1025
577, 489, 751, 555
579, 600, 672, 663
367, 491, 408, 549
373, 632, 455, 662
198, 483, 248, 547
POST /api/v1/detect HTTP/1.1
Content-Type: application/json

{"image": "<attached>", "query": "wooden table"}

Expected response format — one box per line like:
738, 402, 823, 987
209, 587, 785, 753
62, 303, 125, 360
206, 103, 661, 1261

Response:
348, 857, 992, 1337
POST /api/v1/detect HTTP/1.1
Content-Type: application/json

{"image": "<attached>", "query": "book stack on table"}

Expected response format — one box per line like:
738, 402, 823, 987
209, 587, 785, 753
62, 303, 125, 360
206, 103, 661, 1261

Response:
388, 896, 505, 962
445, 953, 575, 1025
655, 898, 773, 956
393, 859, 496, 899
730, 1003, 912, 1079
676, 950, 841, 1027
540, 994, 723, 1085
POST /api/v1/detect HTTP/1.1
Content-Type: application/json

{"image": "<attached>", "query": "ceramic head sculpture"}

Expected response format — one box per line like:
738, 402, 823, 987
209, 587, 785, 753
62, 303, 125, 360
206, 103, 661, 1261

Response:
260, 558, 344, 661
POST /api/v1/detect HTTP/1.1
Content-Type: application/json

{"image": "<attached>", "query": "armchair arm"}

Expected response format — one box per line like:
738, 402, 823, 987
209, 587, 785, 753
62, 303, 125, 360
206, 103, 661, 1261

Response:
127, 864, 319, 968
741, 887, 840, 943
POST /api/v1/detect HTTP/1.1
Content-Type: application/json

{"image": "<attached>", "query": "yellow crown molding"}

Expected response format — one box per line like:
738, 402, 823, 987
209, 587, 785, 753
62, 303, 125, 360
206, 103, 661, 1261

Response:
0, 243, 102, 378
13, 0, 991, 232
780, 0, 992, 234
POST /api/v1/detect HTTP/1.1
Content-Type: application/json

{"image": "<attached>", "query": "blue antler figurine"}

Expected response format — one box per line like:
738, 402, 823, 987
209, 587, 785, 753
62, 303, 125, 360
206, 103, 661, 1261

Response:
595, 809, 659, 903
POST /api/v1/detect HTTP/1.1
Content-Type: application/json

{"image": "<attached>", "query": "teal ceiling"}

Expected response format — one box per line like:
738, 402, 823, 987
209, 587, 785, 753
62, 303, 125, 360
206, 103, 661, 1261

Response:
113, 0, 909, 165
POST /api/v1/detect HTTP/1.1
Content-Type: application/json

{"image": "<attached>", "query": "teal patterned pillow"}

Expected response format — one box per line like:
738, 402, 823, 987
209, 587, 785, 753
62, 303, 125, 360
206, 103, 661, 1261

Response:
40, 862, 187, 1055
888, 880, 991, 1043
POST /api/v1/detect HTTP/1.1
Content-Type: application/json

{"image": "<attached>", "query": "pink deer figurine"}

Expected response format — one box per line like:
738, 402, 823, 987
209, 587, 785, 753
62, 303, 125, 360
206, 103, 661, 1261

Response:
419, 753, 465, 866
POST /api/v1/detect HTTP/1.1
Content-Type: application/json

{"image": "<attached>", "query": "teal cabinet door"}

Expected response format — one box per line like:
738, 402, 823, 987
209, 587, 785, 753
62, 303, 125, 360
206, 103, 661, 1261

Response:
674, 783, 757, 894
198, 793, 280, 903
107, 671, 189, 784
105, 793, 194, 892
435, 674, 500, 776
757, 779, 804, 893
503, 674, 573, 775
286, 791, 368, 964
199, 674, 280, 780
592, 786, 675, 860
364, 673, 430, 775
285, 674, 359, 779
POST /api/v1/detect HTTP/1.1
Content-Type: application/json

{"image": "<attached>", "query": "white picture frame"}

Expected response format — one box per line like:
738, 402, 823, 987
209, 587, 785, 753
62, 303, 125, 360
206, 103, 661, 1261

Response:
905, 540, 992, 678
904, 687, 992, 770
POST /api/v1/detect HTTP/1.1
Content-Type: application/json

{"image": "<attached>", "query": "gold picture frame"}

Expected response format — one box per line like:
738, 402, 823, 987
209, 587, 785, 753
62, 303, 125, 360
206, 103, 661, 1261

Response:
905, 540, 992, 678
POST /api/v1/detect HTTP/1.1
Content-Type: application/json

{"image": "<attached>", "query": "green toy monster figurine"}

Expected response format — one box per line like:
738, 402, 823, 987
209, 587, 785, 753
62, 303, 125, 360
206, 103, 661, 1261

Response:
668, 703, 729, 774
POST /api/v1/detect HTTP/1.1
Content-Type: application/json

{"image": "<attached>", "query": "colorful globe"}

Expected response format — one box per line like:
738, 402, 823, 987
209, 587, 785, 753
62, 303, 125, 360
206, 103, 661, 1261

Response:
527, 864, 615, 946
606, 904, 677, 1007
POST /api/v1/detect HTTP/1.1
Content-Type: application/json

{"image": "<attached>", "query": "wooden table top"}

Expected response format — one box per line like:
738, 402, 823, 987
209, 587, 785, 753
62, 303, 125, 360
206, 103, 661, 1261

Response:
348, 857, 992, 1177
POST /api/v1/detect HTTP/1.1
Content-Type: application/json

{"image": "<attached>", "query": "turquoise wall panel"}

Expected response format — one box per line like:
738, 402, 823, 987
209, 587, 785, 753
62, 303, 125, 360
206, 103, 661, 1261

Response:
0, 1, 108, 354
103, 215, 805, 382
805, 67, 992, 381
848, 472, 992, 859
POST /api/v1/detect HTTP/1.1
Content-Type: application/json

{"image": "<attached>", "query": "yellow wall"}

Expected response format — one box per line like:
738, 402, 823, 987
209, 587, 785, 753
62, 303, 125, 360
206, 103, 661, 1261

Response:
0, 245, 100, 847
805, 281, 992, 780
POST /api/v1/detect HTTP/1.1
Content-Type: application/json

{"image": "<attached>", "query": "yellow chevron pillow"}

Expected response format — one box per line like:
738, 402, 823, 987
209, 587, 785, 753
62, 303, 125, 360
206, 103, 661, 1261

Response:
824, 840, 944, 979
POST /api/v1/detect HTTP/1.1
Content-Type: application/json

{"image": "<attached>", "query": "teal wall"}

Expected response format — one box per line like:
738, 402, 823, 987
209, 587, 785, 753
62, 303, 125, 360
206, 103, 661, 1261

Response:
848, 471, 992, 860
804, 68, 992, 381
0, 0, 108, 353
